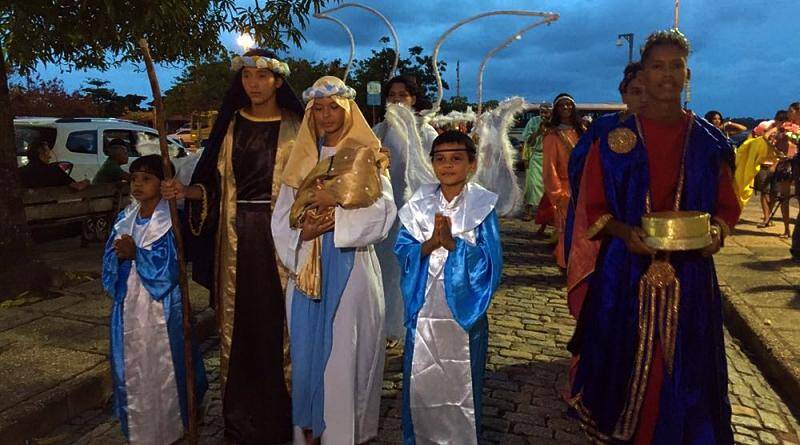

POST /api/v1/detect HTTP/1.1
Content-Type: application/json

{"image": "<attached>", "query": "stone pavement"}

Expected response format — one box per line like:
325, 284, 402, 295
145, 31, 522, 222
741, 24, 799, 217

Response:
717, 198, 800, 412
0, 238, 216, 444
22, 218, 799, 445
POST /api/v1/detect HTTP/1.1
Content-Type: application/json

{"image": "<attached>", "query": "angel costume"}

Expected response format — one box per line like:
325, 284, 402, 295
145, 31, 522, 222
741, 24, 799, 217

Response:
472, 97, 526, 217
373, 103, 439, 340
272, 76, 396, 444
103, 200, 208, 444
395, 181, 503, 444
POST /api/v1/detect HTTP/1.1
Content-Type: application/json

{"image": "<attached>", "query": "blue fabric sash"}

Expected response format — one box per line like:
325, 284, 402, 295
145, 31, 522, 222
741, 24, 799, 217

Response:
564, 112, 623, 260
290, 230, 355, 438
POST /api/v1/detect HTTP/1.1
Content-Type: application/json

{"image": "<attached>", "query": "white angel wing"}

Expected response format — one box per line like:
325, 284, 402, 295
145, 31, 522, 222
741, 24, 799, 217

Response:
472, 96, 526, 216
383, 103, 437, 203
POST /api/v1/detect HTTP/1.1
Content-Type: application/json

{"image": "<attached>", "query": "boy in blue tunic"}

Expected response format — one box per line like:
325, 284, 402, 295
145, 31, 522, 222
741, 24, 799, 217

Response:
395, 130, 503, 444
103, 155, 207, 444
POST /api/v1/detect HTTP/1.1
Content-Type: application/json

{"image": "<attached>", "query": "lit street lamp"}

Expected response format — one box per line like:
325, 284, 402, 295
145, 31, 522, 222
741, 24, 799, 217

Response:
616, 33, 634, 64
237, 33, 255, 52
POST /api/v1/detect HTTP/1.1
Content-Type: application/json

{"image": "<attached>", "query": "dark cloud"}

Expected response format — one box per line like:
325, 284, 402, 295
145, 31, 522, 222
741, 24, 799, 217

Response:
31, 0, 800, 118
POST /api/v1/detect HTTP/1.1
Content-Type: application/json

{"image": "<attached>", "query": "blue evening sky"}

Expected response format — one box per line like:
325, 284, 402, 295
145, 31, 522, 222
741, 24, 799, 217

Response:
31, 0, 800, 119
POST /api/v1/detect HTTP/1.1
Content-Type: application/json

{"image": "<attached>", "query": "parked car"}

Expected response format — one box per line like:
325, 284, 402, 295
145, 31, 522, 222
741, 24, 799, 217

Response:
15, 117, 191, 181
168, 127, 194, 147
190, 110, 217, 148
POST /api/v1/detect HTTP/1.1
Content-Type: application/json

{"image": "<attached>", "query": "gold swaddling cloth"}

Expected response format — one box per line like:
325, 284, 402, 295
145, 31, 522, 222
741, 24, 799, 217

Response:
290, 146, 388, 298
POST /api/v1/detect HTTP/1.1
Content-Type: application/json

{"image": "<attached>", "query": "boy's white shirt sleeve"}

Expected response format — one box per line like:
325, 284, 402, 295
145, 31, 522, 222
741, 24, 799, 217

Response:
334, 174, 398, 248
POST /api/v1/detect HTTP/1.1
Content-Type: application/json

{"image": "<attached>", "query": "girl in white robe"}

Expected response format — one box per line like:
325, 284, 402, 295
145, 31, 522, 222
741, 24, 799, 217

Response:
272, 76, 396, 445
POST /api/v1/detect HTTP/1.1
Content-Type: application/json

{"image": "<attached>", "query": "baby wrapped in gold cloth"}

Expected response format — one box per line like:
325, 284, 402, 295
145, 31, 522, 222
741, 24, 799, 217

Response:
282, 76, 388, 298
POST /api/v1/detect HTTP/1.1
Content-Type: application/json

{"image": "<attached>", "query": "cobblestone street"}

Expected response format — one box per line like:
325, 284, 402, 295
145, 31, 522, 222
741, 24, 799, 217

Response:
34, 219, 800, 444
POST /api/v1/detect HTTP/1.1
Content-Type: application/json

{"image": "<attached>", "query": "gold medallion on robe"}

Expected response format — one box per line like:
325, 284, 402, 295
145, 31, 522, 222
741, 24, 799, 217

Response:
608, 127, 637, 154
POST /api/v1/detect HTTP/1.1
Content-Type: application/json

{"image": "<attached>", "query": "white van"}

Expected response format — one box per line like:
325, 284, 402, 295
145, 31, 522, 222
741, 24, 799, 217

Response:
15, 117, 193, 181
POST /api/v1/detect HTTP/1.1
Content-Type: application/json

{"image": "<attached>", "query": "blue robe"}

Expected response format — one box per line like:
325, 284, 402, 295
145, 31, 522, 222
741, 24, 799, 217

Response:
564, 111, 624, 261
102, 200, 208, 440
290, 231, 355, 439
394, 183, 503, 445
566, 114, 734, 444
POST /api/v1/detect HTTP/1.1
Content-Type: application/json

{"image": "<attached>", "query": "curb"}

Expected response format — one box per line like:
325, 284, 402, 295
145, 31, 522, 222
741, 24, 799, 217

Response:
0, 308, 217, 445
721, 285, 800, 411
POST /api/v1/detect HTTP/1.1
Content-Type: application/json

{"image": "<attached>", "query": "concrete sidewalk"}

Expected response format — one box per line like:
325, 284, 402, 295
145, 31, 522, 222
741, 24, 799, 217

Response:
717, 198, 800, 412
0, 237, 215, 445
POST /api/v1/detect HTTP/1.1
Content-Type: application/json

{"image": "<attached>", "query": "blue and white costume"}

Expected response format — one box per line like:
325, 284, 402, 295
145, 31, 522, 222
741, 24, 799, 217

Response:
395, 182, 503, 444
103, 200, 207, 444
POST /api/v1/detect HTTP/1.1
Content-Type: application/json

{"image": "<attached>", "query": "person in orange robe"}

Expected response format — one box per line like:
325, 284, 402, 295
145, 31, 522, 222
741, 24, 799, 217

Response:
542, 93, 584, 269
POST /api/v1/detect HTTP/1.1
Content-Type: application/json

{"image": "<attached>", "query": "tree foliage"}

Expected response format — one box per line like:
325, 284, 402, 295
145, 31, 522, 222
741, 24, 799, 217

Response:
0, 0, 336, 296
10, 76, 99, 117
2, 0, 335, 73
81, 78, 146, 116
285, 56, 347, 95
341, 39, 447, 119
164, 53, 234, 116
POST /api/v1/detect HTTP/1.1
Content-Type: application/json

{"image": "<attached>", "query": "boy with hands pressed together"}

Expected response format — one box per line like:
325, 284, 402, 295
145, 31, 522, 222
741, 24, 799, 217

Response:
395, 130, 503, 445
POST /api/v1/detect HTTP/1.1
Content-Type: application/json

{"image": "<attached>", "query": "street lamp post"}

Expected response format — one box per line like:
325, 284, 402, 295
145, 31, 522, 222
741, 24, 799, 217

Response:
236, 33, 255, 52
616, 33, 634, 64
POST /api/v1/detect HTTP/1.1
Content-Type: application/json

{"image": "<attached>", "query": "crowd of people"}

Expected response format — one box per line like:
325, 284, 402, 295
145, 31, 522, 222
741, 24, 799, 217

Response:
731, 104, 800, 248
91, 27, 799, 445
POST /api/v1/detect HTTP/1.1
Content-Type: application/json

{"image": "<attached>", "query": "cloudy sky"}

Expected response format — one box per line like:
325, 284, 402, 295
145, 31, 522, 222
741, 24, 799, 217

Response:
33, 0, 800, 119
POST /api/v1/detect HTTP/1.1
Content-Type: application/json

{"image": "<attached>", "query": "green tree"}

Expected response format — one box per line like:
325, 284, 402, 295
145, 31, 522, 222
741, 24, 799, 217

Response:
285, 56, 346, 95
10, 76, 100, 117
164, 53, 234, 117
348, 38, 448, 121
440, 95, 471, 114
0, 0, 334, 299
81, 78, 145, 116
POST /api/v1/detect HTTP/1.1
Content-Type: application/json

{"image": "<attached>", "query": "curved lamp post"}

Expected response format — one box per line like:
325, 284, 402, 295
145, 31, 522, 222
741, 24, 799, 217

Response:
432, 10, 559, 113
313, 12, 356, 81
317, 2, 400, 78
475, 12, 558, 114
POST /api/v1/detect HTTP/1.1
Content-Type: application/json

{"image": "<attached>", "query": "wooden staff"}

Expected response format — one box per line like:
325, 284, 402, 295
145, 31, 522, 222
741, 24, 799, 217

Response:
137, 38, 198, 445
674, 0, 680, 28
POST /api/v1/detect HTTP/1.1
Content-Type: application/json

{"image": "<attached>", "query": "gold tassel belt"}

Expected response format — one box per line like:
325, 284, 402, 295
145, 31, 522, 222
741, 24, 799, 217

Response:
614, 255, 680, 439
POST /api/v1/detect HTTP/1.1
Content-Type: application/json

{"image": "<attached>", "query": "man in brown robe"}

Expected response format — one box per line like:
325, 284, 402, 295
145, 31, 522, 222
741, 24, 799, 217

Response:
162, 49, 304, 445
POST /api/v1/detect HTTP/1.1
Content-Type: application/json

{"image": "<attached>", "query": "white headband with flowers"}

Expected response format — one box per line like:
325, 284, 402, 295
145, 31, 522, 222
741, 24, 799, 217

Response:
230, 55, 291, 77
302, 80, 357, 102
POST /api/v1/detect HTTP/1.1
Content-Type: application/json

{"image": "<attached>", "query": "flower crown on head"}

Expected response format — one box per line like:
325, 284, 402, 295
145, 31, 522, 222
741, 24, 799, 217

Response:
230, 55, 291, 77
302, 81, 357, 102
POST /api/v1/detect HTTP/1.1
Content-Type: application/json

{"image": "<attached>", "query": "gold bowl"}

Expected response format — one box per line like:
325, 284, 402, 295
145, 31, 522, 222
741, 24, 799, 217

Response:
641, 211, 712, 251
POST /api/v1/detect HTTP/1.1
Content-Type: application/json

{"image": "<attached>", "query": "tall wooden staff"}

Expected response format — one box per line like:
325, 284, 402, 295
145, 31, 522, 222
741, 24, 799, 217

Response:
137, 38, 198, 445
674, 0, 680, 28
